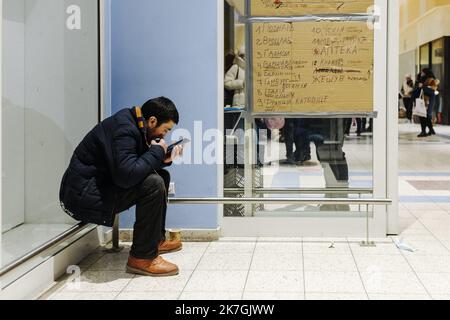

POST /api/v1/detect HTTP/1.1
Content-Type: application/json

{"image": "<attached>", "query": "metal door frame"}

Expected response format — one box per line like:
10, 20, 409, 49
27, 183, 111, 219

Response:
219, 0, 397, 238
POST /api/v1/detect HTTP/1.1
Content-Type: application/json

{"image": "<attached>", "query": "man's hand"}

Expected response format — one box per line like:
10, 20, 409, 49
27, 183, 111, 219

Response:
151, 139, 168, 155
164, 145, 183, 164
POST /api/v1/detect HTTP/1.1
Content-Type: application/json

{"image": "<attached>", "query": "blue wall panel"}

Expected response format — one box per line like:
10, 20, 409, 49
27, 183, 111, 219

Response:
109, 0, 219, 229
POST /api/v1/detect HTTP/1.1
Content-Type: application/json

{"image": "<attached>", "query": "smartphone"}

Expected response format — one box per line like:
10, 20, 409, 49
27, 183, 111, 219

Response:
167, 138, 190, 154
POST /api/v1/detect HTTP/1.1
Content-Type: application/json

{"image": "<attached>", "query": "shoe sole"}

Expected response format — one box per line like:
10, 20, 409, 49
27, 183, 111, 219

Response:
126, 266, 179, 277
159, 245, 182, 255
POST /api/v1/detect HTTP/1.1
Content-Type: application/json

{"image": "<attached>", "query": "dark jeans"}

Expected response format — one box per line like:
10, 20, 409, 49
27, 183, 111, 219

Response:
403, 98, 413, 121
419, 102, 435, 134
345, 118, 362, 134
362, 118, 373, 131
113, 169, 170, 260
420, 116, 434, 134
285, 118, 309, 161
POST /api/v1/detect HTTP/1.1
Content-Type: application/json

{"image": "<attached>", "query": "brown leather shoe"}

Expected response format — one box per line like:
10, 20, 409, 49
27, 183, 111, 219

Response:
158, 239, 182, 254
126, 255, 179, 277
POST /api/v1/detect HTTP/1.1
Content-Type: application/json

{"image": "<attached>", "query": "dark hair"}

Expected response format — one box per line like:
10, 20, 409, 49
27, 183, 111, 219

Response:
225, 50, 236, 73
141, 97, 179, 125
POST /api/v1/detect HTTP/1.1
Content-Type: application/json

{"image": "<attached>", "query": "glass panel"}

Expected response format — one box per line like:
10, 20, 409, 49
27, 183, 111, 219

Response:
223, 2, 374, 219
2, 0, 99, 269
431, 38, 444, 80
431, 38, 444, 123
223, 117, 373, 217
419, 43, 430, 71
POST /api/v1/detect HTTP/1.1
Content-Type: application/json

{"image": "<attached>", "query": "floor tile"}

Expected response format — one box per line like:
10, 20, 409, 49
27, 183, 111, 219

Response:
58, 271, 134, 293
303, 254, 357, 272
417, 273, 450, 294
427, 228, 450, 241
197, 253, 253, 271
368, 293, 431, 300
254, 242, 302, 254
258, 237, 302, 242
183, 271, 248, 292
123, 271, 192, 292
398, 233, 437, 241
243, 291, 304, 300
400, 240, 450, 256
304, 272, 365, 293
303, 237, 348, 243
442, 241, 450, 250
78, 252, 106, 271
412, 211, 450, 219
180, 242, 210, 253
306, 293, 368, 300
420, 218, 450, 229
47, 292, 119, 300
360, 272, 427, 294
250, 253, 302, 271
162, 251, 205, 271
405, 255, 450, 273
206, 242, 255, 254
437, 203, 450, 212
349, 243, 401, 255
402, 203, 443, 211
347, 237, 393, 244
245, 271, 303, 293
431, 294, 450, 300
219, 237, 258, 242
88, 252, 129, 271
354, 255, 412, 273
115, 291, 181, 300
399, 220, 428, 231
179, 291, 243, 300
303, 242, 350, 255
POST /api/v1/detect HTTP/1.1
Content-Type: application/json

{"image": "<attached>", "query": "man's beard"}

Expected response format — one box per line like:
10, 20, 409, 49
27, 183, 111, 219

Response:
146, 130, 154, 143
146, 129, 162, 143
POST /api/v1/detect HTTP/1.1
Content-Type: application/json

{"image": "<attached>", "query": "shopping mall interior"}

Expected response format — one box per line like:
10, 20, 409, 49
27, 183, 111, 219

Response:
1, 0, 450, 300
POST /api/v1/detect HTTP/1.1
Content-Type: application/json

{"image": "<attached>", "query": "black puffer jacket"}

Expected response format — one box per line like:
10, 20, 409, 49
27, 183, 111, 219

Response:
59, 108, 166, 227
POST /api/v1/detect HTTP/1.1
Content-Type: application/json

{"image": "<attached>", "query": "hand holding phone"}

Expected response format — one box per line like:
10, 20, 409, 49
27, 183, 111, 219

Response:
164, 138, 189, 163
167, 138, 190, 155
151, 138, 168, 154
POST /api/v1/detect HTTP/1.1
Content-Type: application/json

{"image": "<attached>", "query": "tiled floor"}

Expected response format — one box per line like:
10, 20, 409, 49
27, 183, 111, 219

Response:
39, 122, 450, 300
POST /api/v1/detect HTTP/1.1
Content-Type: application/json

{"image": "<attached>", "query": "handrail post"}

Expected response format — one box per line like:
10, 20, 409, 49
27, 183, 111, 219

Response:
360, 204, 376, 247
106, 214, 123, 253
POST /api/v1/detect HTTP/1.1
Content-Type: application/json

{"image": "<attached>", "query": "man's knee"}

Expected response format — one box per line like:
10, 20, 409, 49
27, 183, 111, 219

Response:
157, 169, 171, 188
141, 173, 166, 195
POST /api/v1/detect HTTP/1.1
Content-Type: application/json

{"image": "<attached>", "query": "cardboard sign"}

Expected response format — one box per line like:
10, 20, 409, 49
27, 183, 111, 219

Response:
252, 21, 374, 113
250, 0, 374, 16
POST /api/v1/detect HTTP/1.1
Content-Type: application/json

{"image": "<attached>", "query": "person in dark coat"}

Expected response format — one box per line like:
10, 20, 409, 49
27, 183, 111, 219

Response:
412, 72, 436, 137
59, 97, 183, 277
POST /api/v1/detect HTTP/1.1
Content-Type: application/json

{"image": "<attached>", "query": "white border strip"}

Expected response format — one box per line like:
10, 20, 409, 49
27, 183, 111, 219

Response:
0, 0, 4, 272
217, 0, 225, 231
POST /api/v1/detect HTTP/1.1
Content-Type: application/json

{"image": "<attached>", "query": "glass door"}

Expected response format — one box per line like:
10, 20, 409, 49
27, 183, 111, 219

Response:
222, 0, 389, 237
1, 0, 100, 270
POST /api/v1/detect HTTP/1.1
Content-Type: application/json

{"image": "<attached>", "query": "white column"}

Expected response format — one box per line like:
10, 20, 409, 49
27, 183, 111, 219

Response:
217, 0, 225, 228
387, 0, 400, 234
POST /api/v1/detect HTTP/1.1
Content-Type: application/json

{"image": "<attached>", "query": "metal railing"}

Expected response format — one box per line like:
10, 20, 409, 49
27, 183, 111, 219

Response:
168, 197, 390, 205
111, 196, 391, 250
224, 187, 373, 194
0, 223, 94, 278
